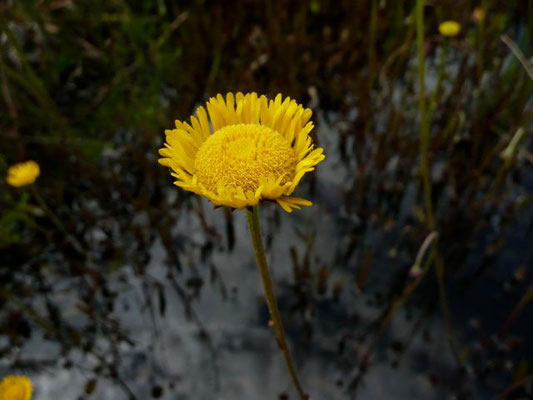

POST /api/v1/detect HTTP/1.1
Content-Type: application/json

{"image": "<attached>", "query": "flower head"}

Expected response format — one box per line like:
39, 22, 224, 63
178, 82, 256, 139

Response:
439, 20, 461, 37
159, 93, 325, 212
0, 376, 32, 400
6, 161, 40, 187
472, 7, 485, 24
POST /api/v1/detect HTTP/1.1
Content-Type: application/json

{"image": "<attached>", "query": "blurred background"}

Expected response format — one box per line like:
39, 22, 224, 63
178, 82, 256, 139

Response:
1, 0, 532, 399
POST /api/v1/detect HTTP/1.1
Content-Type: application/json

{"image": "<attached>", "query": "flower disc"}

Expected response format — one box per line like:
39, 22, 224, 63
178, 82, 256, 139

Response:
194, 124, 297, 193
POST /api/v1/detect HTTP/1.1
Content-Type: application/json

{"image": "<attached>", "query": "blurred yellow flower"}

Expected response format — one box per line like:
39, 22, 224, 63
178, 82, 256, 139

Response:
159, 93, 325, 212
439, 20, 461, 37
6, 161, 40, 187
472, 7, 485, 24
0, 376, 32, 400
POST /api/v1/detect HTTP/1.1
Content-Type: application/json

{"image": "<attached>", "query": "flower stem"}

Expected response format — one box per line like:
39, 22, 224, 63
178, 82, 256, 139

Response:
246, 205, 308, 400
415, 0, 435, 231
429, 39, 448, 118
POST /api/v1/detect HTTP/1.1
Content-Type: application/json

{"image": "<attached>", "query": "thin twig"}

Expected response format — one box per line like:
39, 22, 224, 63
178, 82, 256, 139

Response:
409, 231, 438, 277
499, 282, 533, 337
348, 238, 438, 390
501, 34, 533, 82
494, 373, 533, 400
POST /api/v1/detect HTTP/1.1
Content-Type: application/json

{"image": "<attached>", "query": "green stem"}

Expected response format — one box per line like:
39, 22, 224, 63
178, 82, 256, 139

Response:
246, 206, 308, 400
415, 9, 459, 361
434, 255, 463, 367
30, 185, 85, 255
415, 0, 435, 231
429, 39, 448, 118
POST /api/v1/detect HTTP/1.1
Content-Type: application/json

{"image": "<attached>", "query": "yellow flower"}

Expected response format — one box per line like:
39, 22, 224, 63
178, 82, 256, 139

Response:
439, 20, 461, 37
159, 93, 325, 212
472, 7, 485, 24
6, 161, 40, 187
0, 376, 32, 400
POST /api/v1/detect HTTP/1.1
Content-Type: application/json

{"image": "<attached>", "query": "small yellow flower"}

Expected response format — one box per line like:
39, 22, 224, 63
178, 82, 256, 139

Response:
472, 7, 485, 24
439, 20, 461, 37
6, 161, 40, 187
159, 93, 325, 212
0, 376, 32, 400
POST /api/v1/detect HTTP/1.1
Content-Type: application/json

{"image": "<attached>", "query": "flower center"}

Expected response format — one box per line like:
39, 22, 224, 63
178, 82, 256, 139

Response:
194, 124, 297, 193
